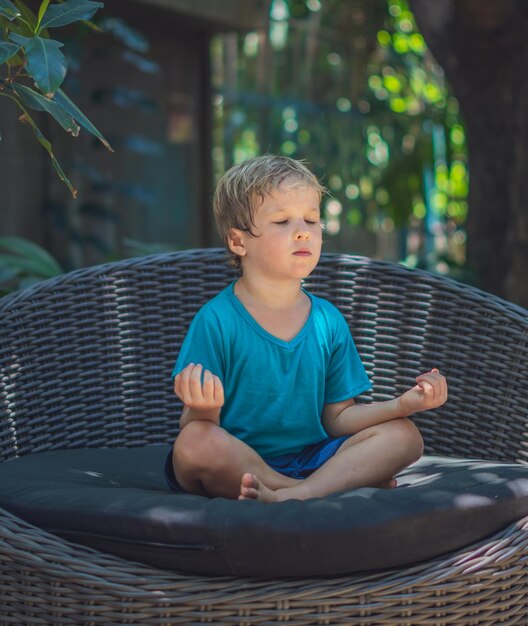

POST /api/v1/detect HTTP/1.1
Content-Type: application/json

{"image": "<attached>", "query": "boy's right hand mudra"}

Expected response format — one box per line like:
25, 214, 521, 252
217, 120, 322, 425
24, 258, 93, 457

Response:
174, 363, 225, 417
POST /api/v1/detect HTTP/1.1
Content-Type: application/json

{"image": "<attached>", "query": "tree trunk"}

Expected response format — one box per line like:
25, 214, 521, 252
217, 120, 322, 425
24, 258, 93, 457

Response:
410, 0, 528, 308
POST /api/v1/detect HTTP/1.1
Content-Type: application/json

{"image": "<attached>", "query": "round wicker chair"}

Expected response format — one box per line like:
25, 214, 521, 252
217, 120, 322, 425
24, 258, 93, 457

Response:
1, 248, 527, 625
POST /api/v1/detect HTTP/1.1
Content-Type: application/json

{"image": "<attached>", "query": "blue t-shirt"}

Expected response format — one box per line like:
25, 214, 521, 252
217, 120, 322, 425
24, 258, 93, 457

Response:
172, 282, 371, 457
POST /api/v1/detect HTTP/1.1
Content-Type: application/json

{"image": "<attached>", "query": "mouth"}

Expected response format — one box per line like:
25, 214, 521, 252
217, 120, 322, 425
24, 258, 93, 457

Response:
293, 249, 312, 256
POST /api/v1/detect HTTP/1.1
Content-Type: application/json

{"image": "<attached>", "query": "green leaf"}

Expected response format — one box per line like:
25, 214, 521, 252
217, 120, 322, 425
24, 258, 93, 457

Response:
13, 0, 38, 30
0, 0, 20, 20
54, 87, 113, 151
16, 106, 77, 196
0, 237, 63, 277
39, 0, 104, 31
7, 32, 29, 45
36, 0, 51, 32
10, 33, 67, 94
10, 83, 79, 135
0, 41, 20, 63
0, 253, 56, 277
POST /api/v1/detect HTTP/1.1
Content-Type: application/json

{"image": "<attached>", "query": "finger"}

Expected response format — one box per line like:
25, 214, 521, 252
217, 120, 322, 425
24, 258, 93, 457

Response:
178, 364, 196, 403
188, 364, 204, 403
416, 369, 440, 380
174, 364, 193, 398
416, 372, 441, 387
439, 375, 448, 401
174, 373, 182, 398
202, 369, 215, 403
417, 380, 434, 397
213, 375, 225, 405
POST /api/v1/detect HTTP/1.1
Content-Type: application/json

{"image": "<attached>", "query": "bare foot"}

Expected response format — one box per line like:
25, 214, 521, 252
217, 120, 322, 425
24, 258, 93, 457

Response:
238, 473, 278, 503
238, 473, 398, 502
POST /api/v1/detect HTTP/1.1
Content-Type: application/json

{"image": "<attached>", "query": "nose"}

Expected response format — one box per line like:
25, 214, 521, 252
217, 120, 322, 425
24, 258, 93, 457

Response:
294, 221, 310, 240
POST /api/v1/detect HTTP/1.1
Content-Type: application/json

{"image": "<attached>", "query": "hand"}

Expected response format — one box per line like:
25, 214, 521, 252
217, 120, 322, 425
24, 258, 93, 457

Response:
174, 363, 225, 419
398, 368, 448, 416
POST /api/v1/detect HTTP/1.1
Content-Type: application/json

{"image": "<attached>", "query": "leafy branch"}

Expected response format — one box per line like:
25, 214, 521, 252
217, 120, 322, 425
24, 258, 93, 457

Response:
0, 0, 113, 197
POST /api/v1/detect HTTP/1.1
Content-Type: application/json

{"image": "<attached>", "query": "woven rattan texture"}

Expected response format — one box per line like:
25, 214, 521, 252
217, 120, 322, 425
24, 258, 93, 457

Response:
1, 249, 528, 625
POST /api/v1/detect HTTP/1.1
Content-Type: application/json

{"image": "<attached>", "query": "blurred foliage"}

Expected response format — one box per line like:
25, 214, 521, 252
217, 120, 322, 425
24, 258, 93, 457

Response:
0, 236, 63, 295
42, 13, 163, 271
0, 5, 164, 293
211, 0, 469, 275
0, 0, 113, 196
1, 0, 472, 296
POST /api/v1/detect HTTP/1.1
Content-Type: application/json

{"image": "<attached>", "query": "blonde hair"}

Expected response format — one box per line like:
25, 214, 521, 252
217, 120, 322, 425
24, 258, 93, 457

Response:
213, 155, 325, 268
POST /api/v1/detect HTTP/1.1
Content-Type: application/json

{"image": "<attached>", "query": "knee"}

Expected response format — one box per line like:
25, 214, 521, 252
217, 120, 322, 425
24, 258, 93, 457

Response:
173, 420, 229, 471
387, 418, 424, 463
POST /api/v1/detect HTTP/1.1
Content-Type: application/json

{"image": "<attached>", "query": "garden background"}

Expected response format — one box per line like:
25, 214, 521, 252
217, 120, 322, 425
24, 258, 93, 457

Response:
1, 0, 526, 308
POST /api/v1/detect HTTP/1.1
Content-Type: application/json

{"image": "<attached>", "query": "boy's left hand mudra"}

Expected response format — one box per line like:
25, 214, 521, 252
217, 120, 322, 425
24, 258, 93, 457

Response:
398, 368, 447, 415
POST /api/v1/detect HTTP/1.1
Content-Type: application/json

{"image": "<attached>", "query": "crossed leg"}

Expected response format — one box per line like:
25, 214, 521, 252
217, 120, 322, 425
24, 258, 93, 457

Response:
172, 418, 423, 502
240, 418, 423, 502
172, 420, 301, 499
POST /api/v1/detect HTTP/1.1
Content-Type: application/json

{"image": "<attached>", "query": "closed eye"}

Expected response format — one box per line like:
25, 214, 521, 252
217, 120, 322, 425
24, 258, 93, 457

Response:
272, 219, 319, 225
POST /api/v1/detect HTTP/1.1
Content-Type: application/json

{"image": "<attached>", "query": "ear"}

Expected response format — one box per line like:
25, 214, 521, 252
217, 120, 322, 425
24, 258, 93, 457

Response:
227, 228, 247, 258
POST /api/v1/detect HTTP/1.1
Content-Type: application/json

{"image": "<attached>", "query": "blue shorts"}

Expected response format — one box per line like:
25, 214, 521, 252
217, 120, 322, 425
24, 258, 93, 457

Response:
264, 435, 350, 479
164, 435, 350, 493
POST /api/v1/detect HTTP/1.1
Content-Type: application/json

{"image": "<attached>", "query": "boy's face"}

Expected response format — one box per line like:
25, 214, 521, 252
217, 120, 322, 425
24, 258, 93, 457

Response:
229, 182, 323, 281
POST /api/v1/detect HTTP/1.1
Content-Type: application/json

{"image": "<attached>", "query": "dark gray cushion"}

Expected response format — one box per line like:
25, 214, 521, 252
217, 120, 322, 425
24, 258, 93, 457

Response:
1, 445, 528, 577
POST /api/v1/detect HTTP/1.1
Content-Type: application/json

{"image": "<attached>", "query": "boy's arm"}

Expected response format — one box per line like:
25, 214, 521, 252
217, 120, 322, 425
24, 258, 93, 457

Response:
322, 369, 447, 437
174, 363, 224, 429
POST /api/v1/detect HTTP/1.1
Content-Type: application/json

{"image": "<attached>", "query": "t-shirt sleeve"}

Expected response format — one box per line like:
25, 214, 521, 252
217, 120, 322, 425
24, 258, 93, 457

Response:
171, 307, 225, 382
324, 312, 372, 403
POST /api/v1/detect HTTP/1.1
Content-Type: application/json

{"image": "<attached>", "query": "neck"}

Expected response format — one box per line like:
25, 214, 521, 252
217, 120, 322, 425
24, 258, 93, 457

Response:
236, 274, 303, 310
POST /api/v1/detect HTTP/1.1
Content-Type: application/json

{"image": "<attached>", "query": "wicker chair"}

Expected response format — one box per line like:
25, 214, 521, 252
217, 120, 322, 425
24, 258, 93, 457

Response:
1, 248, 527, 625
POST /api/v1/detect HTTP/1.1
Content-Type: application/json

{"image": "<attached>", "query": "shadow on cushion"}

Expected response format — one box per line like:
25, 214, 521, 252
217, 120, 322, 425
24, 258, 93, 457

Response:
1, 445, 528, 577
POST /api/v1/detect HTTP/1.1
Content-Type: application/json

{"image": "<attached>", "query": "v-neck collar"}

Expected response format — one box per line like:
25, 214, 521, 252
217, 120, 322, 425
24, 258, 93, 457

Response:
227, 281, 314, 349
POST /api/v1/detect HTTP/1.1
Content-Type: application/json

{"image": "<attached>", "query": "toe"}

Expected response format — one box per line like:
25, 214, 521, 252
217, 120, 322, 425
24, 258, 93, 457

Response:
241, 473, 258, 489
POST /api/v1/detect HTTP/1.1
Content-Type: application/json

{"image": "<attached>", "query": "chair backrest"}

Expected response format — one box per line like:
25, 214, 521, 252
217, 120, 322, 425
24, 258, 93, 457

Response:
1, 249, 527, 464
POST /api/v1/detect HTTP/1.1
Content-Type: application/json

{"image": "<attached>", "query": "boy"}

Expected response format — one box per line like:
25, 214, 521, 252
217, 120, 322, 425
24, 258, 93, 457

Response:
166, 155, 447, 502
